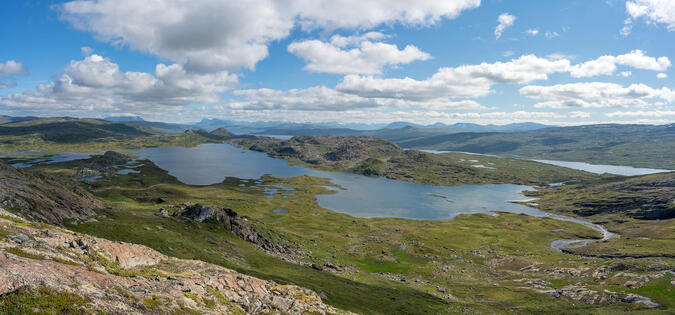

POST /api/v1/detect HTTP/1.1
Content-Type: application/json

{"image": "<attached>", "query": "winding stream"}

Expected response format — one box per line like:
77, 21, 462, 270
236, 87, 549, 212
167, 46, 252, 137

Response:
547, 214, 617, 253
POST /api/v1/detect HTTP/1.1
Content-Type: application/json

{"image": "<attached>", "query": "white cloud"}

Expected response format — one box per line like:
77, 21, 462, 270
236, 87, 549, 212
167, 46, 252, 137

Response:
520, 82, 675, 108
337, 55, 571, 100
0, 60, 28, 89
0, 60, 26, 75
525, 29, 539, 36
544, 31, 559, 38
59, 0, 480, 73
569, 111, 591, 118
288, 33, 431, 74
80, 46, 94, 56
569, 50, 670, 77
620, 18, 633, 36
606, 110, 675, 117
0, 54, 237, 115
228, 87, 379, 111
546, 53, 575, 61
625, 0, 675, 31
222, 86, 486, 112
494, 13, 516, 39
208, 108, 581, 126
657, 72, 668, 79
620, 71, 632, 77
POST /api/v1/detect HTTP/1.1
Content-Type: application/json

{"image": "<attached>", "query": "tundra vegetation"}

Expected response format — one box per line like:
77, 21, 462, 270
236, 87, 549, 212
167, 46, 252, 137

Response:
0, 120, 672, 313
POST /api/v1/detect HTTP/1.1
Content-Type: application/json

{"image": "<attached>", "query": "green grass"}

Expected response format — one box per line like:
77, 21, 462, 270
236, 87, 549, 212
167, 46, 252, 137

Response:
16, 150, 671, 313
37, 158, 620, 314
4, 247, 45, 260
0, 287, 89, 315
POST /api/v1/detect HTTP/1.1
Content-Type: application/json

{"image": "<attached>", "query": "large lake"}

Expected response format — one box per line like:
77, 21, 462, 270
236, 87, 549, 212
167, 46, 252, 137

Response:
133, 143, 546, 220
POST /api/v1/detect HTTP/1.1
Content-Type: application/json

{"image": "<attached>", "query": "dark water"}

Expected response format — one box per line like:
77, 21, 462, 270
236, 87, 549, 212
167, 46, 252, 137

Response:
134, 143, 548, 220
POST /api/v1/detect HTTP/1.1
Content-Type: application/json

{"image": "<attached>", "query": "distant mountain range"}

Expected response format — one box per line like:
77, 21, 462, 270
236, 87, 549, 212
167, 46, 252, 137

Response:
192, 118, 552, 135
383, 121, 551, 131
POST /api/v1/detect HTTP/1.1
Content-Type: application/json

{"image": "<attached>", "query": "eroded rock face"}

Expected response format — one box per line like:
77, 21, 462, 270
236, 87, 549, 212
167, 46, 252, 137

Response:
0, 160, 101, 225
175, 203, 295, 255
0, 208, 349, 314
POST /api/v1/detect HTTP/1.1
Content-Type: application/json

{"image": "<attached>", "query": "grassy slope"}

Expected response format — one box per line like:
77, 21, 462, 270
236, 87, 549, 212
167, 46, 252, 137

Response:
523, 172, 675, 258
0, 118, 219, 154
31, 158, 674, 313
390, 124, 675, 169
227, 135, 601, 187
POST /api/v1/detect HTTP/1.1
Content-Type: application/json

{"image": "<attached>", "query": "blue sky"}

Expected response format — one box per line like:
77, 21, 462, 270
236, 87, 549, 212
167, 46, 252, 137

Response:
1, 0, 674, 125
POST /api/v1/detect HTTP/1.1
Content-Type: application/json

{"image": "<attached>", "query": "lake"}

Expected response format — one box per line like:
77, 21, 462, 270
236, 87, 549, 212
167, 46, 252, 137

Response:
532, 159, 672, 176
133, 143, 547, 220
421, 150, 672, 176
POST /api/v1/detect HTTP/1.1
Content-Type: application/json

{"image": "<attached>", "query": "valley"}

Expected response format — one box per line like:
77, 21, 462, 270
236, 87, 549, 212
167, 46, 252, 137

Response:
0, 118, 672, 313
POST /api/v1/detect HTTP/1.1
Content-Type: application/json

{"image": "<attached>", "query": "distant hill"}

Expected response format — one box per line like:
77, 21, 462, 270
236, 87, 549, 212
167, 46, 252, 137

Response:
194, 118, 550, 135
103, 115, 145, 122
103, 116, 195, 134
383, 121, 551, 131
394, 123, 675, 169
0, 117, 154, 143
0, 115, 39, 124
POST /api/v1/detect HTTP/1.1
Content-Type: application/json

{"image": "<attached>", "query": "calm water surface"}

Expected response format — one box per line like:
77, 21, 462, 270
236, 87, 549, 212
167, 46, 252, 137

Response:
134, 143, 546, 220
421, 150, 672, 176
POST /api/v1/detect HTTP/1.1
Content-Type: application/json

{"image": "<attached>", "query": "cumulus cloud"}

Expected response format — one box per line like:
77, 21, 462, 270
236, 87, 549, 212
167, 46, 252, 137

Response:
337, 55, 571, 100
0, 54, 237, 115
520, 82, 675, 108
228, 87, 380, 111
624, 0, 675, 34
569, 50, 670, 77
657, 72, 668, 79
222, 86, 486, 112
0, 60, 26, 75
59, 0, 480, 73
620, 71, 632, 77
494, 13, 515, 39
288, 33, 431, 74
606, 110, 675, 118
0, 60, 28, 89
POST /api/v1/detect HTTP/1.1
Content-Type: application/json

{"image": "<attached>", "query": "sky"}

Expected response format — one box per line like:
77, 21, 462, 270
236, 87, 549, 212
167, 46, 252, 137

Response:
1, 0, 674, 126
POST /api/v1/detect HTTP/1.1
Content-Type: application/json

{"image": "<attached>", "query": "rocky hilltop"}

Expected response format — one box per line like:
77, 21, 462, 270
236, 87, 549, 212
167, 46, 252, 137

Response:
0, 208, 349, 314
226, 134, 598, 186
0, 159, 101, 224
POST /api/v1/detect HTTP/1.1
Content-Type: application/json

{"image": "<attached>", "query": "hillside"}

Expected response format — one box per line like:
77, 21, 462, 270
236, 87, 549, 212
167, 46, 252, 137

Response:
0, 159, 101, 224
524, 172, 675, 258
0, 208, 346, 314
226, 135, 600, 186
392, 124, 675, 169
0, 119, 224, 154
0, 117, 154, 143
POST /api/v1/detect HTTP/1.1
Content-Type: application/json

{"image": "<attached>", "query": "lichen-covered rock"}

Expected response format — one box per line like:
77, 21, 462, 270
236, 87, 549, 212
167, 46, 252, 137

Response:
0, 208, 351, 314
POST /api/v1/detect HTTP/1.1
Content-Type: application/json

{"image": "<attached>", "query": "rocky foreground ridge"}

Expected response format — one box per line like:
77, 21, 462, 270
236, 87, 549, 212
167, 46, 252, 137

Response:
0, 208, 349, 314
0, 159, 101, 224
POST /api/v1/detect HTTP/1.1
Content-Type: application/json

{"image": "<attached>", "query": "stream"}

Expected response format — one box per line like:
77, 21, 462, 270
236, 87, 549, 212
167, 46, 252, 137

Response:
548, 214, 617, 253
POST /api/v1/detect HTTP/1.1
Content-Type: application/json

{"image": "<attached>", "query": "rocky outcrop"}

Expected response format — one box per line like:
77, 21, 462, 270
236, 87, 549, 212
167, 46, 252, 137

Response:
515, 278, 660, 309
0, 160, 101, 225
169, 203, 298, 255
230, 135, 402, 169
73, 151, 131, 179
0, 208, 349, 314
